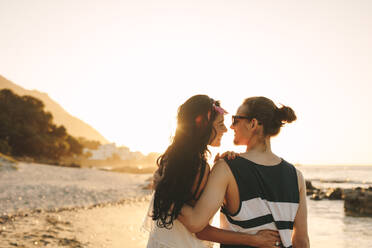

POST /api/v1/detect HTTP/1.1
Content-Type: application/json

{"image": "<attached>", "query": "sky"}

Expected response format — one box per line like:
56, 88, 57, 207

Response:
0, 0, 371, 165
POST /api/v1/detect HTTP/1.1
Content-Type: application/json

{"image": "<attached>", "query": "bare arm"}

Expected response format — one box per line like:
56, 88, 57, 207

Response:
178, 160, 230, 233
179, 158, 282, 247
196, 225, 281, 247
292, 169, 310, 248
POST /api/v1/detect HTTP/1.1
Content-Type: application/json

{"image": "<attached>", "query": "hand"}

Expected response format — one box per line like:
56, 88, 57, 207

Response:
253, 230, 282, 248
214, 151, 239, 162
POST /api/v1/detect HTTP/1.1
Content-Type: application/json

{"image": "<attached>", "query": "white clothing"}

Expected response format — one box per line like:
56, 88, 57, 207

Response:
142, 194, 212, 248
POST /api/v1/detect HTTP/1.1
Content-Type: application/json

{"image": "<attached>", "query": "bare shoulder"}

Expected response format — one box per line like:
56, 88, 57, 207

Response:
211, 159, 230, 173
295, 168, 306, 191
208, 159, 235, 186
295, 168, 304, 180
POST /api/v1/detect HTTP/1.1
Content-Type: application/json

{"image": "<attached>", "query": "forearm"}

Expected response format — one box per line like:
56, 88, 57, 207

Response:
178, 205, 210, 233
293, 237, 310, 248
196, 225, 259, 246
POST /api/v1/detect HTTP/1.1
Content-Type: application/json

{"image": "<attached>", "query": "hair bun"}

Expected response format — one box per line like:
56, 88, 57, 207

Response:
276, 105, 297, 123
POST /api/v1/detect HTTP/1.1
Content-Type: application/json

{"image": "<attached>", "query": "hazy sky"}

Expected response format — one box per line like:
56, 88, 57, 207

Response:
1, 0, 371, 165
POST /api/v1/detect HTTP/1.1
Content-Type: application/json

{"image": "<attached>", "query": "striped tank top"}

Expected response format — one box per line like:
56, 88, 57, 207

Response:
220, 157, 299, 248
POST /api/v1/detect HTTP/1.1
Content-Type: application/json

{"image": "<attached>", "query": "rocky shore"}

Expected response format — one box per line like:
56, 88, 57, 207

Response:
306, 180, 372, 217
344, 187, 372, 217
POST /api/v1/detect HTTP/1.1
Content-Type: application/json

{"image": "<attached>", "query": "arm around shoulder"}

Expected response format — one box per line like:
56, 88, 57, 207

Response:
292, 169, 310, 248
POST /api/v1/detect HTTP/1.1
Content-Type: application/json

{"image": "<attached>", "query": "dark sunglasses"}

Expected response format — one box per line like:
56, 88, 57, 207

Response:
232, 115, 252, 126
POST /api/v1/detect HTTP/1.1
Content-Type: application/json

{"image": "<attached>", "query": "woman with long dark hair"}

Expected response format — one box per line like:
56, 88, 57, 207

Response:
143, 95, 281, 248
179, 96, 310, 248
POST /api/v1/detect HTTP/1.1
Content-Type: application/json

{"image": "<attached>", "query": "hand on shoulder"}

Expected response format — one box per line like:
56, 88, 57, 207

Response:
214, 151, 240, 162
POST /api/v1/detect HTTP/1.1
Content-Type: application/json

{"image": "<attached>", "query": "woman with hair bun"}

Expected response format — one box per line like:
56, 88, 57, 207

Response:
144, 95, 281, 248
179, 96, 310, 248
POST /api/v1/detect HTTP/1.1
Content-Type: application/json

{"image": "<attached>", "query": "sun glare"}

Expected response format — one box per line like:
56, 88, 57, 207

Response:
0, 0, 371, 164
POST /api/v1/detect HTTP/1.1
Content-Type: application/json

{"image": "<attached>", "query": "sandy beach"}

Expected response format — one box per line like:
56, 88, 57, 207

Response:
3, 160, 372, 248
0, 199, 151, 248
0, 160, 153, 248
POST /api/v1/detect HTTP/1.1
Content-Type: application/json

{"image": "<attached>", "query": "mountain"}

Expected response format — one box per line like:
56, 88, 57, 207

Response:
0, 75, 108, 144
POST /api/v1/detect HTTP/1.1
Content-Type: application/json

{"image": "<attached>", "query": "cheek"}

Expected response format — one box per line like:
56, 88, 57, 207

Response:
217, 127, 225, 135
234, 126, 243, 136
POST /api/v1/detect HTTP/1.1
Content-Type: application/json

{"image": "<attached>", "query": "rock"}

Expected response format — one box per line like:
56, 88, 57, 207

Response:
42, 234, 55, 239
39, 239, 50, 246
67, 163, 81, 168
310, 190, 325, 201
343, 188, 353, 195
326, 187, 343, 200
305, 180, 318, 196
0, 215, 11, 224
344, 188, 372, 217
58, 238, 83, 247
306, 180, 316, 190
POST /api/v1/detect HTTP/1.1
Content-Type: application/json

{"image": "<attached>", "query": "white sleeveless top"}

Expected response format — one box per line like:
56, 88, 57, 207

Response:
142, 194, 212, 248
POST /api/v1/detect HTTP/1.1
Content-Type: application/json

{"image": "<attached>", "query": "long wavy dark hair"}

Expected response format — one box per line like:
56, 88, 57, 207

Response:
152, 95, 221, 229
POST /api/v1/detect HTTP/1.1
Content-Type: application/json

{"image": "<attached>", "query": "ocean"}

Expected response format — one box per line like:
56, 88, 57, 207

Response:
3, 162, 371, 247
298, 165, 372, 248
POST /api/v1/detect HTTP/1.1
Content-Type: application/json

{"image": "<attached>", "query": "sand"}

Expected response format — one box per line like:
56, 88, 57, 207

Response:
0, 198, 151, 248
0, 160, 153, 248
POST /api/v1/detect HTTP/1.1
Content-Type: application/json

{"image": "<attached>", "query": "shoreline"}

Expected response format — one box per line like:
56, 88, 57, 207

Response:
0, 196, 152, 248
1, 160, 154, 247
2, 159, 372, 247
0, 161, 153, 217
0, 194, 152, 224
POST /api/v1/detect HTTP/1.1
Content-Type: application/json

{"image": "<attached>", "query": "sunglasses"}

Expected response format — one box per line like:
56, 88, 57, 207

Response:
232, 115, 252, 126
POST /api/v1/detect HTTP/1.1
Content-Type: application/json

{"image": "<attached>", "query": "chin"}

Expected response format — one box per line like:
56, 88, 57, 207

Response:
211, 141, 221, 147
233, 138, 244, 146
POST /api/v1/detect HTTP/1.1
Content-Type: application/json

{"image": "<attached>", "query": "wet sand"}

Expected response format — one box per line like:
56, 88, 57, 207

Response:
0, 160, 153, 248
0, 198, 151, 248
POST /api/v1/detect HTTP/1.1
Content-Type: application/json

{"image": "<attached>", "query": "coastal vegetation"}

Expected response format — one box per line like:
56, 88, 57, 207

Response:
0, 75, 108, 144
0, 89, 83, 161
0, 88, 159, 172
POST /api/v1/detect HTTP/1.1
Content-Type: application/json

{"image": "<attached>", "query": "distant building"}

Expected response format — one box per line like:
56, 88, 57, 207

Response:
131, 151, 144, 160
83, 143, 137, 160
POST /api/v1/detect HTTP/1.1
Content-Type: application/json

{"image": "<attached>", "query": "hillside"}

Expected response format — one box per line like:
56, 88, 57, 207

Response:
0, 75, 108, 144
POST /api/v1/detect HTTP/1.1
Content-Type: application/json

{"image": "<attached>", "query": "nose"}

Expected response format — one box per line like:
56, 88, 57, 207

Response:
230, 123, 234, 130
223, 125, 228, 133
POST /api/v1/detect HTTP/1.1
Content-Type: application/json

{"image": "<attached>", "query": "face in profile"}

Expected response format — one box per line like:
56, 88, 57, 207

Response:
209, 113, 228, 147
230, 105, 250, 145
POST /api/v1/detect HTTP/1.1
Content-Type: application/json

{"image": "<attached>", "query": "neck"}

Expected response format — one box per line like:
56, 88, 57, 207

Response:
245, 136, 272, 154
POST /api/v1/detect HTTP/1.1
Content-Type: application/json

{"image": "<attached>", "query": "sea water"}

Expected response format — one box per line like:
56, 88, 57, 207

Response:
143, 165, 372, 247
300, 165, 372, 248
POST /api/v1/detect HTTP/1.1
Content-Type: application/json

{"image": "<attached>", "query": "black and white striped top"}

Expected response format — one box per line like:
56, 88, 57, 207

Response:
220, 157, 299, 248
